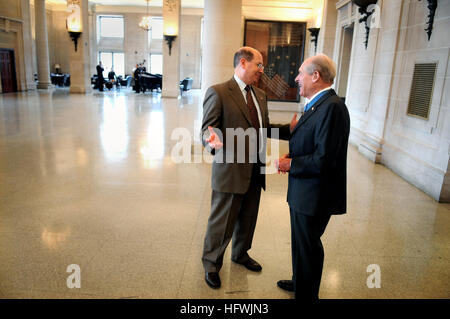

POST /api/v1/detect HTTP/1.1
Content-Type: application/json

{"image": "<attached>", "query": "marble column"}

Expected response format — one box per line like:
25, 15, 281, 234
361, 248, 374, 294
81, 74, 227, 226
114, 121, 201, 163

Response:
318, 0, 337, 59
201, 0, 242, 93
69, 0, 92, 94
162, 0, 181, 98
21, 0, 36, 90
34, 0, 52, 89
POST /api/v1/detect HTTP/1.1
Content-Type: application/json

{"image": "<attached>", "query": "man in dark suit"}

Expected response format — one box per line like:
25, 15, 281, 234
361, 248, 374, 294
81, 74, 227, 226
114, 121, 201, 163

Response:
108, 69, 116, 81
201, 47, 292, 289
275, 54, 350, 302
133, 64, 141, 93
96, 61, 104, 92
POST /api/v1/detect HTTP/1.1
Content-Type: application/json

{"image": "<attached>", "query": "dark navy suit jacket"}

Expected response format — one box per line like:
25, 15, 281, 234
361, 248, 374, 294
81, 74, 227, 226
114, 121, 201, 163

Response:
288, 89, 350, 217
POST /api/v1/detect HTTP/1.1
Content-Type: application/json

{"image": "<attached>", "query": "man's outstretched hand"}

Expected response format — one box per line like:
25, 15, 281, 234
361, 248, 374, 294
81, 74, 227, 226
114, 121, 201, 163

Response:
206, 126, 223, 150
290, 113, 299, 132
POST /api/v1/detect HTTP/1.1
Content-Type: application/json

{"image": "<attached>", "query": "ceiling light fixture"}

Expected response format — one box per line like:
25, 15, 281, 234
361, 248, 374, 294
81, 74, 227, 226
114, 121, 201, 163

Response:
139, 0, 152, 31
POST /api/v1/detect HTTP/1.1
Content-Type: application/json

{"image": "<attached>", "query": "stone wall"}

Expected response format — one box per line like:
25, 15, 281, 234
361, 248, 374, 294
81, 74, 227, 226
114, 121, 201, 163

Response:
180, 14, 202, 89
0, 0, 35, 92
383, 0, 450, 202
333, 0, 449, 201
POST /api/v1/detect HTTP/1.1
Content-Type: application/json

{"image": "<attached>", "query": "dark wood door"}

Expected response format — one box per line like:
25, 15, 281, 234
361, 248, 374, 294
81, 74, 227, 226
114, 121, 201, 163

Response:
0, 49, 18, 93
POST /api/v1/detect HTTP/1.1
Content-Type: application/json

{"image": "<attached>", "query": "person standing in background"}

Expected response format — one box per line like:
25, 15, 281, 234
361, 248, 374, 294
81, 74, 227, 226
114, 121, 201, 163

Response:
96, 61, 104, 92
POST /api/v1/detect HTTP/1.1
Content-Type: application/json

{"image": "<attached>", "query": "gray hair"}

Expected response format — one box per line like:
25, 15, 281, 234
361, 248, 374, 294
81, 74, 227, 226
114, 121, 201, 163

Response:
304, 54, 336, 84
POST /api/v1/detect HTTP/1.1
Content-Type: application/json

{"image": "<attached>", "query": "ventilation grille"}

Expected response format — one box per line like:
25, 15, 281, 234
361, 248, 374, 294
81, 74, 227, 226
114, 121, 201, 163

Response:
407, 63, 437, 120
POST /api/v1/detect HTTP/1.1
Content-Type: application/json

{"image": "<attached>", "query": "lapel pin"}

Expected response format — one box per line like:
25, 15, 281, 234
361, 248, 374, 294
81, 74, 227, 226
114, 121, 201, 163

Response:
312, 107, 315, 111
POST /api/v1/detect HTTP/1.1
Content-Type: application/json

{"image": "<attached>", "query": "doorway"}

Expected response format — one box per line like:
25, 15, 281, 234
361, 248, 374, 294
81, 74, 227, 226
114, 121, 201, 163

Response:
337, 24, 354, 101
0, 49, 18, 93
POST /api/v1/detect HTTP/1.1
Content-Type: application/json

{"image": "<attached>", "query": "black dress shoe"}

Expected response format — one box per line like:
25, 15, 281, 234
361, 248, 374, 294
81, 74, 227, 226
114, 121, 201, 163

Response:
277, 280, 294, 292
205, 272, 221, 289
234, 257, 262, 272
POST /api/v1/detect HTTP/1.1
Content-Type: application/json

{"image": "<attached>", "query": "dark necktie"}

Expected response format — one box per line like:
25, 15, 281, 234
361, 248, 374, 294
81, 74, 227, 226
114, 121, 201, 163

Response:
244, 85, 260, 130
245, 85, 264, 175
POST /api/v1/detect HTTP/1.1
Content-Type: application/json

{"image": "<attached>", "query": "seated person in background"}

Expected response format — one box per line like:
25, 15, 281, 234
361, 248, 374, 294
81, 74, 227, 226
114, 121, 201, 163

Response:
108, 69, 116, 81
108, 69, 119, 89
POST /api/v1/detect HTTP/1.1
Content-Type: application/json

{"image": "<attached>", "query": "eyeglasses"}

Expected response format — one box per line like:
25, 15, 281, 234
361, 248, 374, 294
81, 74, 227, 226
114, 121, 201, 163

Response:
256, 63, 264, 70
247, 60, 264, 70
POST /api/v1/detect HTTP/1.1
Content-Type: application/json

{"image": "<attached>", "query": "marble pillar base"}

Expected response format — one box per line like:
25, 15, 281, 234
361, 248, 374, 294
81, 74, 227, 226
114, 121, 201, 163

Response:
70, 86, 92, 94
358, 141, 382, 163
27, 82, 37, 90
162, 89, 180, 98
352, 131, 383, 163
440, 165, 450, 202
37, 82, 53, 89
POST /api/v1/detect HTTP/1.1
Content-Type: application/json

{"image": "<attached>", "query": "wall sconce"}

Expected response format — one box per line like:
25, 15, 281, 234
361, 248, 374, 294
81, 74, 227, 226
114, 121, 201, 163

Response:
308, 28, 320, 54
68, 31, 82, 52
163, 0, 179, 57
164, 35, 177, 56
419, 0, 438, 41
352, 0, 378, 49
67, 3, 82, 52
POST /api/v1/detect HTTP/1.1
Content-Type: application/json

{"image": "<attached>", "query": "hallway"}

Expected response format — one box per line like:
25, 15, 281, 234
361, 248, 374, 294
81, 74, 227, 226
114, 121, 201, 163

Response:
0, 89, 448, 299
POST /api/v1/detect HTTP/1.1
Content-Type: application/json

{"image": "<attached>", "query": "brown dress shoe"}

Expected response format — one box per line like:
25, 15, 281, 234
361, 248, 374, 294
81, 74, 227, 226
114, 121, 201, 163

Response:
205, 272, 221, 288
277, 280, 294, 291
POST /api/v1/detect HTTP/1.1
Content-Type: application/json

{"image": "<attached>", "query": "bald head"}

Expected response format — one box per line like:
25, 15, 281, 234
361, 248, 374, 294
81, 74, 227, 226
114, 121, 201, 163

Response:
233, 47, 260, 68
233, 46, 264, 85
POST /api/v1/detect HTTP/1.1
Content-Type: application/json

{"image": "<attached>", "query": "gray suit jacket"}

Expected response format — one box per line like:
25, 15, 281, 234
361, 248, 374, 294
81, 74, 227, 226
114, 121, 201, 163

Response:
201, 77, 290, 194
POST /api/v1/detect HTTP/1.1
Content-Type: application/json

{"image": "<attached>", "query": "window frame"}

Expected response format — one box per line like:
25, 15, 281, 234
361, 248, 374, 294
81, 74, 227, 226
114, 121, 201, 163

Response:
98, 51, 125, 77
98, 15, 125, 39
149, 53, 163, 75
150, 17, 164, 40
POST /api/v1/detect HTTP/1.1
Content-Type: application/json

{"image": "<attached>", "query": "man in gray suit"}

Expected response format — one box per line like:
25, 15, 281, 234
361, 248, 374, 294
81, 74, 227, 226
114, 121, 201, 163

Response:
201, 47, 292, 289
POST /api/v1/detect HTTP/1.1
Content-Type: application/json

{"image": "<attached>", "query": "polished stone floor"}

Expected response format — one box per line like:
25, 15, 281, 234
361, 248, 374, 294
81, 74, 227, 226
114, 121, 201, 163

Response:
0, 88, 449, 299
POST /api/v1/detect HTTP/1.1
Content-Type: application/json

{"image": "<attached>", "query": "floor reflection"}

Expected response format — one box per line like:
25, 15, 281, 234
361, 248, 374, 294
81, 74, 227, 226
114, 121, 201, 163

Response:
0, 89, 448, 299
140, 110, 165, 169
41, 226, 71, 250
100, 95, 129, 162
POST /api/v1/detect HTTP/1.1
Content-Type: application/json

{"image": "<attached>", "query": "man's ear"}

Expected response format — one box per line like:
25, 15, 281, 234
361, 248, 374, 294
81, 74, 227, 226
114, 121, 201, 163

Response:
312, 71, 320, 83
240, 58, 247, 69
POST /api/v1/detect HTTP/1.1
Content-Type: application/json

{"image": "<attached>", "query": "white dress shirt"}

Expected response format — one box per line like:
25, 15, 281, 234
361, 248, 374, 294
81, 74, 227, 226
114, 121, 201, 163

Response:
304, 86, 333, 107
234, 74, 263, 129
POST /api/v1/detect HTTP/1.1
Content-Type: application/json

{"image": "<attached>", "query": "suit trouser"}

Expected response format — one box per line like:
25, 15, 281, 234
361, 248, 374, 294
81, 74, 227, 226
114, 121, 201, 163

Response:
97, 78, 103, 91
290, 208, 331, 301
202, 169, 262, 273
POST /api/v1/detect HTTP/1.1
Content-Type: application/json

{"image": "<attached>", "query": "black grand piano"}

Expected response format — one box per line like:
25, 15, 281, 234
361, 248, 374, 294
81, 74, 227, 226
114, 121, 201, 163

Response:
138, 72, 162, 92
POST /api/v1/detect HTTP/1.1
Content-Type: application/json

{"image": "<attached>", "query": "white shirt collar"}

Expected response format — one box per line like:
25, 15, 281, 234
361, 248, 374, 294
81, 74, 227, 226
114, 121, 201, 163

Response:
233, 74, 263, 129
305, 86, 332, 104
234, 74, 248, 92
